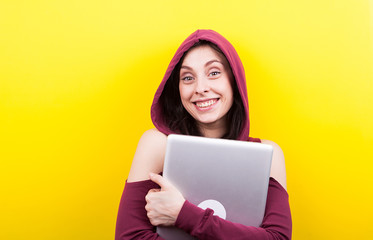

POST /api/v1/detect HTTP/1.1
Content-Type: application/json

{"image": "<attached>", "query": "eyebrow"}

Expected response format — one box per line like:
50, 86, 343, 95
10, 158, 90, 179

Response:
181, 59, 223, 70
205, 59, 222, 67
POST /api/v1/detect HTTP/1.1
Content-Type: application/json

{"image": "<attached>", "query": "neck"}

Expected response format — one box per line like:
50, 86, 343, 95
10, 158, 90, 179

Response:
198, 119, 227, 139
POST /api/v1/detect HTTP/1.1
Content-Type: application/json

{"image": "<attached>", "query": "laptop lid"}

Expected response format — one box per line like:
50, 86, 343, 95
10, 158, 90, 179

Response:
157, 134, 273, 239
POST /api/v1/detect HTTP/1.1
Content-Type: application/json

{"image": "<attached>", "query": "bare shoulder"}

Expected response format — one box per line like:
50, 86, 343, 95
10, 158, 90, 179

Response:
261, 139, 287, 190
127, 128, 167, 182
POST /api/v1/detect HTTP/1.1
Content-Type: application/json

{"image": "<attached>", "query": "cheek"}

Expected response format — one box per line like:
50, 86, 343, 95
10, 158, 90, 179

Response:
222, 84, 234, 109
219, 82, 234, 101
179, 85, 193, 102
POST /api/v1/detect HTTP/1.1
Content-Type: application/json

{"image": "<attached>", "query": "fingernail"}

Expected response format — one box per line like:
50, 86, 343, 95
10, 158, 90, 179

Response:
149, 172, 155, 178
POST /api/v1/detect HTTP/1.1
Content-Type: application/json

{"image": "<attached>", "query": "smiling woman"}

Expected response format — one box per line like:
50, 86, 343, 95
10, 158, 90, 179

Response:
116, 29, 291, 240
179, 44, 234, 138
159, 40, 245, 140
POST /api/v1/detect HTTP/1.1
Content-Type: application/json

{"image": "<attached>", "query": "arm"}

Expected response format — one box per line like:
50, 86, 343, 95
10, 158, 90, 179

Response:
116, 176, 291, 240
115, 180, 165, 240
115, 129, 167, 240
175, 177, 291, 240
262, 139, 287, 190
127, 129, 167, 182
173, 139, 291, 240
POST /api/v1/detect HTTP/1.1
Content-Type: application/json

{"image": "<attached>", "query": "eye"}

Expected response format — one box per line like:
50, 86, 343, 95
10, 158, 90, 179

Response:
181, 76, 193, 81
209, 71, 221, 77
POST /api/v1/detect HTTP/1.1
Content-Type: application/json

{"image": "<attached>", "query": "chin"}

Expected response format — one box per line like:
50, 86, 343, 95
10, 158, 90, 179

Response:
194, 115, 223, 125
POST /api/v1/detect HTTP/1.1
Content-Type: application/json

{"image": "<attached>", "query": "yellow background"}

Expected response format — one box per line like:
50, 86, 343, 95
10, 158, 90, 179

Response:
1, 0, 372, 239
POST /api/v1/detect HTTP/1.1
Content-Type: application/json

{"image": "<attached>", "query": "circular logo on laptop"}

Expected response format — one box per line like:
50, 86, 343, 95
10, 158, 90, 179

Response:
197, 199, 226, 220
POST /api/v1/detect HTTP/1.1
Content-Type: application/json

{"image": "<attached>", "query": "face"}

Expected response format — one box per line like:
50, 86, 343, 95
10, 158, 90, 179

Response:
179, 45, 234, 131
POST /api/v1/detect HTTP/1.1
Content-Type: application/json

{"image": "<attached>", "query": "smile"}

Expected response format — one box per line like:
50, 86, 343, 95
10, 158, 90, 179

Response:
194, 98, 218, 108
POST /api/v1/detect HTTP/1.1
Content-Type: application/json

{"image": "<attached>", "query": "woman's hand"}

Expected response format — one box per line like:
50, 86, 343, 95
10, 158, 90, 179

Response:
145, 173, 186, 227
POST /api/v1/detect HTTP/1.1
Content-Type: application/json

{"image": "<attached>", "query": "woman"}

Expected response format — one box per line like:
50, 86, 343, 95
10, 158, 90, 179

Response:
116, 29, 292, 239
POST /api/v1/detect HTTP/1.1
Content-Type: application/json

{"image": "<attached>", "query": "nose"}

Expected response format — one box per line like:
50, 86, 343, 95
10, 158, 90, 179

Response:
195, 78, 210, 94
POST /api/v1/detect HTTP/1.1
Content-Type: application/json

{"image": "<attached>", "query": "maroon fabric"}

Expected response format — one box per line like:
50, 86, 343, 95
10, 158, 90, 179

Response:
115, 177, 292, 240
115, 179, 164, 240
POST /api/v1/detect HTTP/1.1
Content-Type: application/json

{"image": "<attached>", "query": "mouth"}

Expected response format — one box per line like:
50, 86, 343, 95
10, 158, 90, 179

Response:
193, 98, 219, 109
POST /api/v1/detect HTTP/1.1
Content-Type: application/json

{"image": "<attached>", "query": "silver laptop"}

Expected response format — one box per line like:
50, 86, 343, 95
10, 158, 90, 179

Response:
157, 134, 273, 240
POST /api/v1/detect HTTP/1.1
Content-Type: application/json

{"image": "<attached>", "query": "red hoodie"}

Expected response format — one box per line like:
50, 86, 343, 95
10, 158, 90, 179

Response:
115, 29, 292, 240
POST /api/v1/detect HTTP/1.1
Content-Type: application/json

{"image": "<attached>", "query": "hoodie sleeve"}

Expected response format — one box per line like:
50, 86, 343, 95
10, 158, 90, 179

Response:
115, 177, 291, 240
174, 177, 292, 240
115, 179, 165, 240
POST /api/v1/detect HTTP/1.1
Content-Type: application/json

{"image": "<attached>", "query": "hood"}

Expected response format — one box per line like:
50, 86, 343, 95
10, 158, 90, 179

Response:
151, 29, 250, 140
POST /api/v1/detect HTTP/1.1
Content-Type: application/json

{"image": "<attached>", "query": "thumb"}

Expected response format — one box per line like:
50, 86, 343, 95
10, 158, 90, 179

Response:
149, 173, 172, 190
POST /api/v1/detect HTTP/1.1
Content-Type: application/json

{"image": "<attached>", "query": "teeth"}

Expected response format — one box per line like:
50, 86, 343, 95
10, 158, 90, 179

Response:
196, 99, 216, 108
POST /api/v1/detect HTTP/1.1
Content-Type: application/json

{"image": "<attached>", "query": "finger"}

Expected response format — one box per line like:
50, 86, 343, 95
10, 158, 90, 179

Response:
148, 188, 161, 194
145, 203, 151, 212
149, 173, 172, 190
146, 188, 161, 203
